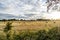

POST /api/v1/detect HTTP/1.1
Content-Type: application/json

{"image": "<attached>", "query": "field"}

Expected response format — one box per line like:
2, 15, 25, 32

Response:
0, 20, 60, 40
0, 20, 60, 31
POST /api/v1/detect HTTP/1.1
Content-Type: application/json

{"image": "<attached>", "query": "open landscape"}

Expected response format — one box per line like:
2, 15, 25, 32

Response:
0, 0, 60, 40
0, 20, 60, 40
0, 20, 60, 31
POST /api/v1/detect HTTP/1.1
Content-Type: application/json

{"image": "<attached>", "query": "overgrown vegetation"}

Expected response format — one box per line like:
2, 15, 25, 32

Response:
4, 22, 13, 40
0, 22, 60, 40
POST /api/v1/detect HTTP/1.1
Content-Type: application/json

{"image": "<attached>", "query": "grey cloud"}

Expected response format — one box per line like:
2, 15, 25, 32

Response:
0, 3, 7, 10
0, 13, 33, 20
20, 0, 40, 6
0, 13, 18, 19
24, 14, 36, 17
0, 0, 47, 19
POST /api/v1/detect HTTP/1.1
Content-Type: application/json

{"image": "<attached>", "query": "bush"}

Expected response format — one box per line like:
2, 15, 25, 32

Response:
4, 22, 13, 33
36, 30, 47, 40
3, 22, 13, 40
36, 27, 60, 40
47, 27, 60, 40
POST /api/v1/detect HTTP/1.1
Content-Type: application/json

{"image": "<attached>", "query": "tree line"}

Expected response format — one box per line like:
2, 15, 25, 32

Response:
0, 19, 51, 21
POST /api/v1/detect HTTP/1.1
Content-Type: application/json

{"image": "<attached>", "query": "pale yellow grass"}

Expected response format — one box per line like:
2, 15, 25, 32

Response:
0, 21, 60, 31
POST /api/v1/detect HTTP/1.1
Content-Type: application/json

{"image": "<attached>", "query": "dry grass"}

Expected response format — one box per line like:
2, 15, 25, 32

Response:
0, 20, 60, 31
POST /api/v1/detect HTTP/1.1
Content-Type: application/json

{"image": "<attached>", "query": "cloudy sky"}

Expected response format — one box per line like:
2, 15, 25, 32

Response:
0, 0, 60, 20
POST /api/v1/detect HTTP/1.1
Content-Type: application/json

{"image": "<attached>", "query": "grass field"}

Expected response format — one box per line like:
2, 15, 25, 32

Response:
0, 20, 60, 40
0, 20, 60, 31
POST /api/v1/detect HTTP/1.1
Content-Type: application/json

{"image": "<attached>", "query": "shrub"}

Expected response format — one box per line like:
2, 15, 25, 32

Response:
4, 22, 12, 33
3, 22, 13, 40
36, 30, 47, 40
13, 31, 38, 40
47, 27, 60, 40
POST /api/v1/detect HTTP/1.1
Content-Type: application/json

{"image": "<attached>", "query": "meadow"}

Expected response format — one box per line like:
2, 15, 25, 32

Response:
0, 20, 60, 40
0, 20, 60, 31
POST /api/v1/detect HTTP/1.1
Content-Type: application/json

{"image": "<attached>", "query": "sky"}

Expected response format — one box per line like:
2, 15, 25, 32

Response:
0, 0, 60, 20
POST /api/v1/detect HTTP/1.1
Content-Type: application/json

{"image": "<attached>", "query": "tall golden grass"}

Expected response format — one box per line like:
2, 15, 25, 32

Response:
0, 20, 60, 31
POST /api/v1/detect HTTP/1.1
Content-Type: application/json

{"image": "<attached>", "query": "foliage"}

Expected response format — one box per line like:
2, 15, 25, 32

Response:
4, 22, 12, 33
3, 22, 13, 40
12, 27, 60, 40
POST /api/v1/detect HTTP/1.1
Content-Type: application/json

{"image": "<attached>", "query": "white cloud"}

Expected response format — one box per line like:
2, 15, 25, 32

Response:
0, 0, 47, 19
44, 11, 60, 19
1, 0, 60, 20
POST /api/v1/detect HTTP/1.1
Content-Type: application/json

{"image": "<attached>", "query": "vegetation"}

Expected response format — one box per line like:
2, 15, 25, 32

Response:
4, 22, 12, 33
0, 22, 60, 40
0, 20, 60, 40
4, 22, 13, 40
0, 19, 51, 21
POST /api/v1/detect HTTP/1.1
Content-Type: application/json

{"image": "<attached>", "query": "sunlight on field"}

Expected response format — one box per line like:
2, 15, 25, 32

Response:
0, 21, 60, 31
